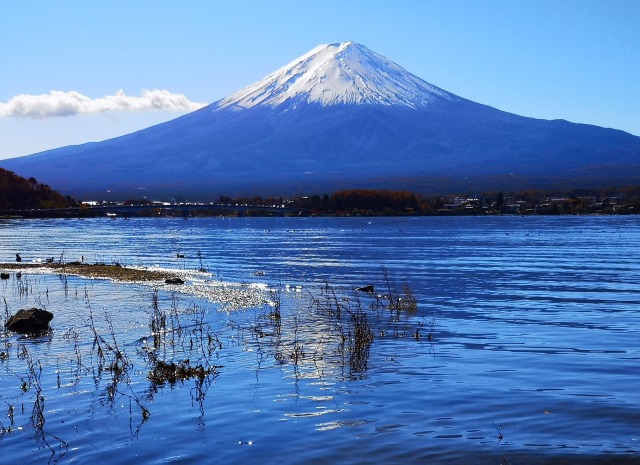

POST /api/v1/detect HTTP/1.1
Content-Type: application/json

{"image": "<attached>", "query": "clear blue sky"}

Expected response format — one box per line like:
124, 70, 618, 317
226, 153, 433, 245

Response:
1, 0, 638, 160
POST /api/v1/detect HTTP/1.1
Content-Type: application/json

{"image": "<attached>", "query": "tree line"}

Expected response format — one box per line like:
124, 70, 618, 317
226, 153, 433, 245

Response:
220, 187, 640, 216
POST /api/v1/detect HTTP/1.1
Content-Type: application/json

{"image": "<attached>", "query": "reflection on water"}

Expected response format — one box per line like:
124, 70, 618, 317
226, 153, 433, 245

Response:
1, 216, 640, 464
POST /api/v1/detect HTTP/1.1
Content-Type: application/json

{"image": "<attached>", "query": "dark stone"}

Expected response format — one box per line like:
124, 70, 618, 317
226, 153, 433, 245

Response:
165, 277, 184, 285
0, 273, 9, 280
5, 308, 54, 333
357, 285, 375, 293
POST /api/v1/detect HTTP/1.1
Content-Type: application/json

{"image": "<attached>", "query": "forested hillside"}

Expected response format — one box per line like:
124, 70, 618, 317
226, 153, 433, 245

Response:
0, 168, 77, 210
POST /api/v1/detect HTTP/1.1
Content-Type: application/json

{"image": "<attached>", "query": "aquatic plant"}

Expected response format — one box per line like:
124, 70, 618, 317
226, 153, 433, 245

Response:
196, 249, 207, 273
347, 307, 374, 375
239, 269, 427, 381
380, 266, 418, 317
3, 346, 69, 460
58, 273, 68, 297
0, 261, 429, 461
142, 291, 222, 398
148, 359, 217, 384
85, 306, 151, 426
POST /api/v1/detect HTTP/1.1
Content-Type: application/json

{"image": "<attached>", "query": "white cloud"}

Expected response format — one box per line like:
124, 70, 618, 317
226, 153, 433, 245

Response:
0, 89, 207, 119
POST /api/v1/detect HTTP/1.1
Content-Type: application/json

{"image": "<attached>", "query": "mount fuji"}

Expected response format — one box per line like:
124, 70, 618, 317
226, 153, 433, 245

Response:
3, 41, 640, 199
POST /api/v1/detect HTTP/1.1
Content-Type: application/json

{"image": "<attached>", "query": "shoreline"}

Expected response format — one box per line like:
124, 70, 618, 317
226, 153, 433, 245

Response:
0, 262, 269, 310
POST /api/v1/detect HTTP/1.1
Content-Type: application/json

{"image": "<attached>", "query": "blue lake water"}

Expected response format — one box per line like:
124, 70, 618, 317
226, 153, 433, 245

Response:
1, 216, 640, 464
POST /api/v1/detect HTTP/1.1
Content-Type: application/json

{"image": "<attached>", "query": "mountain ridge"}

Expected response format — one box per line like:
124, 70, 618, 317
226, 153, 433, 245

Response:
2, 41, 639, 199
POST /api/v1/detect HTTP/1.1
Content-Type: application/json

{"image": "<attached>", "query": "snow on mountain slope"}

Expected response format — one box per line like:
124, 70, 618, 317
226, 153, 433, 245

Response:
216, 41, 458, 110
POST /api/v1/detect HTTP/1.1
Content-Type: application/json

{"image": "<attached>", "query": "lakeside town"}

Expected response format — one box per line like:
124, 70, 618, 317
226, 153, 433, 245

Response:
19, 187, 640, 218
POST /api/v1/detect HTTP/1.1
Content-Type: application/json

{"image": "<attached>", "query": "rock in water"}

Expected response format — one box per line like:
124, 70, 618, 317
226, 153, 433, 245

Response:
357, 285, 375, 293
5, 308, 54, 333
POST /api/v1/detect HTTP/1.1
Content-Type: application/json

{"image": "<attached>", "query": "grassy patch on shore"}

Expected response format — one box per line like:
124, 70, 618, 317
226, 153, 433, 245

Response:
0, 262, 181, 282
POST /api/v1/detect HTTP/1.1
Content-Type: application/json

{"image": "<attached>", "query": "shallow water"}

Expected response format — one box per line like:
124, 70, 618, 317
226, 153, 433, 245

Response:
1, 216, 640, 464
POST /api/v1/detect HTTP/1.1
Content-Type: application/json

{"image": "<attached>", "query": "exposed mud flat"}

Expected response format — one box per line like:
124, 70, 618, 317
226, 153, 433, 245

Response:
0, 262, 268, 310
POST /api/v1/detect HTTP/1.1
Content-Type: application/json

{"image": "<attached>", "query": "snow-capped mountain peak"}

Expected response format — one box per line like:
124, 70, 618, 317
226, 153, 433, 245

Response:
216, 41, 457, 110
